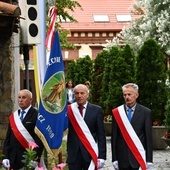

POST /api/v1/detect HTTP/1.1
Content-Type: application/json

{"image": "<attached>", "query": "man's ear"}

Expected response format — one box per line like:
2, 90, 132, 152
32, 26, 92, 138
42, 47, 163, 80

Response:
136, 92, 139, 98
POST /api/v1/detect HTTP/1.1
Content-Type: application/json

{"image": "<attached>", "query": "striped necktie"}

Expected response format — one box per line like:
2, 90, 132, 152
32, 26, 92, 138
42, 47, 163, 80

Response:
20, 110, 25, 121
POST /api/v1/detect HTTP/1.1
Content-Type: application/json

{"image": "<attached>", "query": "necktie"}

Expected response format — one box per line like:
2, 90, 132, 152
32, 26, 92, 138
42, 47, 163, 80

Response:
127, 108, 132, 122
78, 105, 84, 116
20, 110, 25, 121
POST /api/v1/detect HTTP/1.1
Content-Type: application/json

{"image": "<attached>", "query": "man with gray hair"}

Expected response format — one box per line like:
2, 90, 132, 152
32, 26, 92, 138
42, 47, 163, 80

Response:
2, 89, 44, 170
111, 83, 153, 170
67, 84, 106, 170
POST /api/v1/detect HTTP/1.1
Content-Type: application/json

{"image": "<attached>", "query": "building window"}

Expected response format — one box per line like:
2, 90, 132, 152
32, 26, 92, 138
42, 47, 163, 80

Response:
116, 14, 132, 22
93, 14, 110, 22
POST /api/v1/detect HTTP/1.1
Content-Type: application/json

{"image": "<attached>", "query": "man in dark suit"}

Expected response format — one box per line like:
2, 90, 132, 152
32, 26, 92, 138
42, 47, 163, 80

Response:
111, 83, 153, 170
2, 89, 44, 170
67, 84, 106, 170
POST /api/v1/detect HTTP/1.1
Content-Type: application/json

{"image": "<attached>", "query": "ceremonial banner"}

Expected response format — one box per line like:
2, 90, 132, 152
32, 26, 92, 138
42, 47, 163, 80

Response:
35, 31, 68, 156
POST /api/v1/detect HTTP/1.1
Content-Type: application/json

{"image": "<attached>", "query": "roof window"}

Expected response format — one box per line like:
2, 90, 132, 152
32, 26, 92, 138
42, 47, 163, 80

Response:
116, 14, 132, 22
93, 14, 110, 22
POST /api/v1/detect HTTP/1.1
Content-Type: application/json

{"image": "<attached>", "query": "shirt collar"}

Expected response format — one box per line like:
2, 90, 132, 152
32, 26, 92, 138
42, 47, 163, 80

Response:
20, 105, 32, 114
76, 102, 88, 109
125, 104, 136, 111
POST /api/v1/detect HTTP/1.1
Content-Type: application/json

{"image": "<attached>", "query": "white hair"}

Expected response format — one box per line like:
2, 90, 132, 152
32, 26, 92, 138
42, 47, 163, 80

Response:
19, 89, 33, 98
122, 83, 139, 93
73, 84, 89, 93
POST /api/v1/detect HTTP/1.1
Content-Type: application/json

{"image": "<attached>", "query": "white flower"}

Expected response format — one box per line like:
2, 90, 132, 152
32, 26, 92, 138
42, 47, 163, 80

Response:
103, 37, 120, 50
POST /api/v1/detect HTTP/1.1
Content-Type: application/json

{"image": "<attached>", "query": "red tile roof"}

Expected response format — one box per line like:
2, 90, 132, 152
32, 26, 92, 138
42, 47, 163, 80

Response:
60, 0, 136, 31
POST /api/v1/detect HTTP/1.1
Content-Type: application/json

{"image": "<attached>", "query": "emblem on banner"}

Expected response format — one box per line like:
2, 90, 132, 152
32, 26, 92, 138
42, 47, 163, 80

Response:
42, 72, 66, 114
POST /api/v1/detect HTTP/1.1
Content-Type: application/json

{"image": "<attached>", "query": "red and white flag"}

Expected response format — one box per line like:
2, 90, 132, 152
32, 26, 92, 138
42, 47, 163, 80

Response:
45, 6, 57, 49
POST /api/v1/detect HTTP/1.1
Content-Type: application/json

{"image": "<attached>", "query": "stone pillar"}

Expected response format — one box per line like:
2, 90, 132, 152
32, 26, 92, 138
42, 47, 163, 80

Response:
0, 37, 15, 153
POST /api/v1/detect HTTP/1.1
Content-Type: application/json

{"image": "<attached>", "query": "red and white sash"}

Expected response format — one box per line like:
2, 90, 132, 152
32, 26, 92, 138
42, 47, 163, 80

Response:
9, 110, 34, 148
10, 110, 46, 169
68, 103, 98, 170
112, 105, 146, 170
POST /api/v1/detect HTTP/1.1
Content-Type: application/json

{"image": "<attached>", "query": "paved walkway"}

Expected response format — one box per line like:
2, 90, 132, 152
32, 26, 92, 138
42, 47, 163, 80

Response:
103, 137, 170, 170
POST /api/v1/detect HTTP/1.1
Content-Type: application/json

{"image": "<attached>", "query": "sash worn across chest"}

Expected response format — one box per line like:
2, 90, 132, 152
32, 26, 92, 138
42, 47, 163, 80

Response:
112, 105, 146, 170
68, 103, 98, 170
9, 110, 34, 148
9, 110, 47, 169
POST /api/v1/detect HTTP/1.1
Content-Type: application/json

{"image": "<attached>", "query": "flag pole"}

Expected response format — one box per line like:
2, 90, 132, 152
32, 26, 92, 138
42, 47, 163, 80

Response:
37, 0, 47, 86
33, 45, 40, 107
46, 1, 63, 163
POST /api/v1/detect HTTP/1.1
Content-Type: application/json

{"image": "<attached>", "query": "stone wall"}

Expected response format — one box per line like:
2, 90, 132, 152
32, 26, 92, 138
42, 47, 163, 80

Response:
0, 37, 15, 153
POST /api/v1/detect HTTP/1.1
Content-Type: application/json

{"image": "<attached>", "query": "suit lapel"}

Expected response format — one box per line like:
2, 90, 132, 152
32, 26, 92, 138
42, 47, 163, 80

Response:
84, 103, 90, 121
22, 107, 33, 123
123, 103, 141, 124
131, 104, 140, 124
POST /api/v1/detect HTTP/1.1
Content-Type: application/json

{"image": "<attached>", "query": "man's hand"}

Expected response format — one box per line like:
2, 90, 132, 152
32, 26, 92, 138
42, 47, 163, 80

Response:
97, 159, 105, 169
113, 160, 119, 170
2, 159, 10, 168
146, 162, 153, 169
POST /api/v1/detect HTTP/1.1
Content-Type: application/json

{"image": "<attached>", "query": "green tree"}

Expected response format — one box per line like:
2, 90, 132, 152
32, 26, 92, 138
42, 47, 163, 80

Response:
66, 60, 76, 82
100, 48, 115, 114
136, 39, 167, 125
121, 0, 170, 55
107, 46, 123, 114
74, 55, 93, 85
66, 55, 93, 86
121, 44, 136, 78
98, 45, 136, 115
107, 45, 136, 114
90, 50, 108, 105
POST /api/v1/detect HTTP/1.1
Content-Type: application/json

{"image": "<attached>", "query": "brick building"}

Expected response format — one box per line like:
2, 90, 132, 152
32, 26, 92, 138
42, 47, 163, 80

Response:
60, 0, 136, 64
20, 0, 137, 104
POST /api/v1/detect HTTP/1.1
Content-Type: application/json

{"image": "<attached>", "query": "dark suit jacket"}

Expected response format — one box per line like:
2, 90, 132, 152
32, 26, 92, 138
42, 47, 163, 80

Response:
67, 103, 106, 163
3, 106, 44, 168
111, 103, 153, 168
